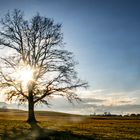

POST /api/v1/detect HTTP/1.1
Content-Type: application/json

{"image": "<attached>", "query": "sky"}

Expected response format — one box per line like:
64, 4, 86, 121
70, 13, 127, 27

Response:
0, 0, 140, 115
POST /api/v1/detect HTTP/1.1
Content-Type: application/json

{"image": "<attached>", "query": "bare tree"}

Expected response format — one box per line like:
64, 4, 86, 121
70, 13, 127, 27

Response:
0, 9, 88, 124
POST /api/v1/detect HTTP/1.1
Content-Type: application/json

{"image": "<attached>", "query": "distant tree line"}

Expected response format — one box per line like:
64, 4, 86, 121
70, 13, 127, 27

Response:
90, 112, 140, 117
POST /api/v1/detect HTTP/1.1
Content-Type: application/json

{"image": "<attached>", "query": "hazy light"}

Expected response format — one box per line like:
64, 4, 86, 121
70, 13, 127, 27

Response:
17, 66, 33, 86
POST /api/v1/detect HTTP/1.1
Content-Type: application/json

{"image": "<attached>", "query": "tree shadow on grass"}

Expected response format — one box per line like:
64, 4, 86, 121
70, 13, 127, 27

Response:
1, 123, 96, 140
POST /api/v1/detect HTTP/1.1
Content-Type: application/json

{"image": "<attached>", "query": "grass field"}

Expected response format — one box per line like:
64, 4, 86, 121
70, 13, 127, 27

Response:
0, 109, 140, 140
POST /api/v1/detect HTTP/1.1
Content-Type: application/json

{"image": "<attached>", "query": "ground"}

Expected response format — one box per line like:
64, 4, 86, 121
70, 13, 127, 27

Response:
0, 109, 140, 139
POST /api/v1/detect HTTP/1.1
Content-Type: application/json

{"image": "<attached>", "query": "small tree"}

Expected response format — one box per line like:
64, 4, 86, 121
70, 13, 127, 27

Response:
0, 9, 88, 123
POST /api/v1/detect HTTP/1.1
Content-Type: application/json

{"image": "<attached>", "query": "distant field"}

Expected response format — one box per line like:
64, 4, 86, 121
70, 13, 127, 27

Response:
0, 109, 140, 140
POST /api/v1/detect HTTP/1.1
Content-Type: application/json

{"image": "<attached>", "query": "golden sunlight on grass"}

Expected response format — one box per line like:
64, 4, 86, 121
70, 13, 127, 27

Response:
0, 110, 140, 139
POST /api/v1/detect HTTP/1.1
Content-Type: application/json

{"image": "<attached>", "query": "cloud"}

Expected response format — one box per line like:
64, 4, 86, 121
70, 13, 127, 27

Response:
82, 98, 105, 103
67, 103, 140, 115
24, 89, 140, 115
0, 88, 140, 115
119, 100, 132, 104
99, 104, 140, 115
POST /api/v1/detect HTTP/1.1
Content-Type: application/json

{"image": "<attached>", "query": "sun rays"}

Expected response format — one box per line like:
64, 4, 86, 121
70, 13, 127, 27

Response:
17, 66, 33, 86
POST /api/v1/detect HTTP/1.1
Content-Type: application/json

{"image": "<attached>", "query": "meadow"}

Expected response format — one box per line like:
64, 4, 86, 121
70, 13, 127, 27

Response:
0, 109, 140, 140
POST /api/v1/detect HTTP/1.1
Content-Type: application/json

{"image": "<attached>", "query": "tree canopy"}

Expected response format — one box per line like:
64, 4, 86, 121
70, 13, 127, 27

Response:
0, 9, 88, 123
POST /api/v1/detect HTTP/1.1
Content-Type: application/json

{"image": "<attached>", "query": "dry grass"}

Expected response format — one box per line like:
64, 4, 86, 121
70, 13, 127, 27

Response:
0, 109, 140, 139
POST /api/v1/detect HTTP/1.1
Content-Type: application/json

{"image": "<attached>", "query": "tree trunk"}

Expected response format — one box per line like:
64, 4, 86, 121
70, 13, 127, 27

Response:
27, 90, 37, 124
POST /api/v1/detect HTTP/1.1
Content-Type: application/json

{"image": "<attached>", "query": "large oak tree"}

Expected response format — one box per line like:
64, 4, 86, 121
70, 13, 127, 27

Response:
0, 9, 88, 123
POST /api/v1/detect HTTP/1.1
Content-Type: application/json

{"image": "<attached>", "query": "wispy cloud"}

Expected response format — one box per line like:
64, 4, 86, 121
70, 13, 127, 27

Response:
82, 98, 105, 104
0, 88, 140, 115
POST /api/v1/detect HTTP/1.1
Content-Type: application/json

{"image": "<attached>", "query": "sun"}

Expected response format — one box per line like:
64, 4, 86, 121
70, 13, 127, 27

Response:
18, 66, 33, 86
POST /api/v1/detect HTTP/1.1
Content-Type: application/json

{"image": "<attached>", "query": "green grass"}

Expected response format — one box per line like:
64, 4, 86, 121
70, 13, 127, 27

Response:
0, 109, 140, 139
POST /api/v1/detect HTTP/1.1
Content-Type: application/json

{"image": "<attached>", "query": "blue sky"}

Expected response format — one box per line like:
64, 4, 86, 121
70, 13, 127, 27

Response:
0, 0, 140, 115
